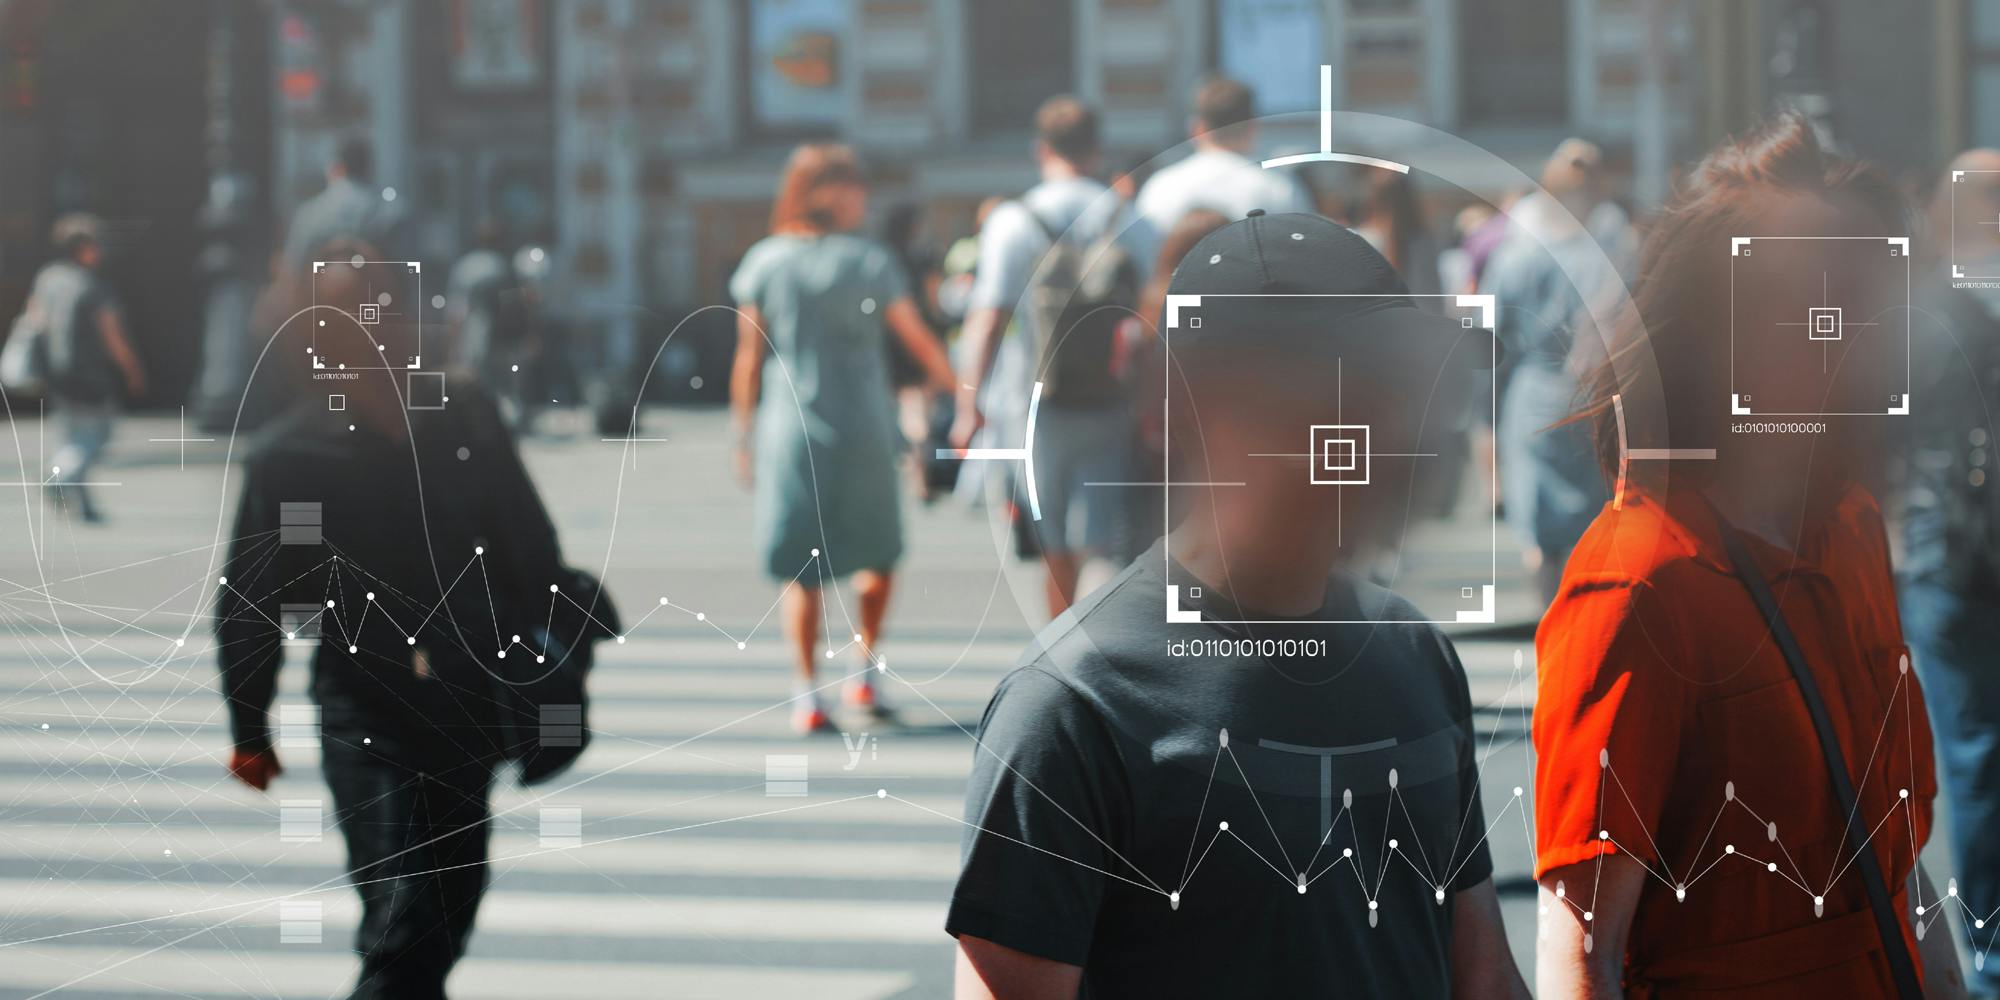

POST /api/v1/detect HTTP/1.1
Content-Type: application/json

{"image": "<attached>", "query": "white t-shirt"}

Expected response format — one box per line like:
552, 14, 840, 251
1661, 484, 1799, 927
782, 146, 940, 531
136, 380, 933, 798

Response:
1134, 147, 1314, 237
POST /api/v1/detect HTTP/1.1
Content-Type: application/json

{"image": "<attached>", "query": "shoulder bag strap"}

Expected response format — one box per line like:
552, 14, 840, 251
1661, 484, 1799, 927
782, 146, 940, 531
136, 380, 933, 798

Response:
1713, 513, 1925, 1000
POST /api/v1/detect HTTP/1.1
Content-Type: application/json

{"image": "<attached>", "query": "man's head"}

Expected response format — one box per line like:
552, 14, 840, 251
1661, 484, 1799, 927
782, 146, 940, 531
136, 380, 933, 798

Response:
1034, 95, 1101, 176
1161, 212, 1495, 565
1189, 76, 1257, 153
330, 136, 374, 184
1540, 138, 1606, 217
52, 214, 103, 268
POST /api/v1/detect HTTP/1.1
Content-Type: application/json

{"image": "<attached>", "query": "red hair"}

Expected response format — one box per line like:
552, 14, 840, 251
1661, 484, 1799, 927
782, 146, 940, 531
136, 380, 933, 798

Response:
770, 143, 863, 235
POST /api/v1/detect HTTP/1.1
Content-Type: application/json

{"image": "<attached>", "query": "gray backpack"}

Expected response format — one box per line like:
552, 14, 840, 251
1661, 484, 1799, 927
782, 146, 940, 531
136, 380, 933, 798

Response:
1018, 201, 1141, 405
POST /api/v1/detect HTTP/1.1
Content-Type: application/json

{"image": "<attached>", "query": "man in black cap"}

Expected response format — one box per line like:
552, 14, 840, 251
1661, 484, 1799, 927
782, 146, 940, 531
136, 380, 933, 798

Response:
947, 212, 1525, 997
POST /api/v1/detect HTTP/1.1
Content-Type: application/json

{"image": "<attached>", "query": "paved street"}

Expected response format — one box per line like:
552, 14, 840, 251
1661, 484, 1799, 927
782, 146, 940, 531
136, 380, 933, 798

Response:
0, 407, 1561, 997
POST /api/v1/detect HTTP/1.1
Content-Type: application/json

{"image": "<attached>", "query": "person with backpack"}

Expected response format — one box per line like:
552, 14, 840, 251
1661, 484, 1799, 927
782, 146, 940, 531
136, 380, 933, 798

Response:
7, 214, 147, 523
952, 95, 1148, 617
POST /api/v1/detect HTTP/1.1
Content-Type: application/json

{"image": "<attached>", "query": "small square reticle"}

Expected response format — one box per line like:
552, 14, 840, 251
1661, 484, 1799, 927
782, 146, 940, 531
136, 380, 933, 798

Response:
1309, 425, 1370, 485
1808, 306, 1841, 341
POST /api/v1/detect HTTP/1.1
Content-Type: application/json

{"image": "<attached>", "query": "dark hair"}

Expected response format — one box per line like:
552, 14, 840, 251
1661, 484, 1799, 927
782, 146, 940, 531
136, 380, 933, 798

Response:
51, 213, 102, 259
1353, 170, 1425, 274
1575, 112, 1905, 486
1193, 76, 1255, 134
770, 143, 863, 235
1035, 95, 1100, 166
334, 136, 374, 182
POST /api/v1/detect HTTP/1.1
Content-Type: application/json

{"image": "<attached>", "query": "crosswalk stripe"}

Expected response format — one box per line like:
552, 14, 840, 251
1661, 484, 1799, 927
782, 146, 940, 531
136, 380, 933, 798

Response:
0, 824, 959, 881
0, 876, 947, 945
0, 945, 915, 1000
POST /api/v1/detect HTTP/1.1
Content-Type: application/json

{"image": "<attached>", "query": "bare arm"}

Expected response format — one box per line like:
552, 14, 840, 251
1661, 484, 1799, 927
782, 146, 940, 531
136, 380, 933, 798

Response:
951, 305, 1011, 448
1452, 878, 1530, 1000
1913, 863, 1970, 1000
729, 306, 767, 489
884, 297, 955, 392
98, 306, 145, 397
954, 934, 1081, 1000
1537, 853, 1646, 1000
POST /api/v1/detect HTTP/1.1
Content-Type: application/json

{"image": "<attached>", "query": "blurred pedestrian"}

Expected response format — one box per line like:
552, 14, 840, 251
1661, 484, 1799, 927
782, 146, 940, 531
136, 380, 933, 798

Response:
1135, 76, 1312, 237
951, 213, 1524, 998
10, 214, 146, 523
447, 220, 528, 416
279, 137, 401, 274
1901, 149, 2000, 1000
730, 144, 955, 735
216, 238, 598, 999
951, 96, 1147, 617
1350, 169, 1442, 297
878, 200, 956, 501
1481, 139, 1622, 603
1534, 115, 1965, 1000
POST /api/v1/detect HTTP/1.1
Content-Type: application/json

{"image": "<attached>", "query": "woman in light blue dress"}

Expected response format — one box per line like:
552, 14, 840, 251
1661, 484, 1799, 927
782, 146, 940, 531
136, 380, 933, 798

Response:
729, 144, 955, 734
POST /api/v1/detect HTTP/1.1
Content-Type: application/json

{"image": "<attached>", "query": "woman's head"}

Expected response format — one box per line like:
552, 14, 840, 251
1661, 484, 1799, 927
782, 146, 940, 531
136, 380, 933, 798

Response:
771, 144, 867, 235
1580, 113, 1905, 494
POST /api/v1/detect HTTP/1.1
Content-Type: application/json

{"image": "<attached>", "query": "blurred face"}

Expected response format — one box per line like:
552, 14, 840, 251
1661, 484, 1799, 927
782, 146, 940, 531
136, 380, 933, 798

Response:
827, 181, 867, 233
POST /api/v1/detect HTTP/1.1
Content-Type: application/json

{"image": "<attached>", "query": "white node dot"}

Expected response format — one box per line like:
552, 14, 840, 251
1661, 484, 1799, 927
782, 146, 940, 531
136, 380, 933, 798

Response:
348, 424, 355, 431
1368, 900, 1378, 911
529, 247, 544, 263
1435, 888, 1446, 903
1296, 884, 1306, 895
327, 600, 336, 608
347, 645, 358, 654
1899, 788, 1910, 799
511, 634, 521, 643
1208, 254, 1221, 264
1766, 862, 1777, 872
696, 612, 706, 621
350, 254, 365, 267
1343, 848, 1353, 858
431, 294, 445, 309
376, 291, 392, 306
690, 375, 704, 390
1219, 821, 1229, 831
405, 636, 416, 645
860, 297, 877, 314
1513, 786, 1523, 797
285, 633, 296, 641
1388, 838, 1399, 850
497, 651, 507, 659
536, 656, 545, 664
457, 447, 470, 461
363, 737, 372, 745
366, 592, 375, 601
217, 576, 228, 585
1725, 845, 1735, 854
852, 633, 863, 642
659, 597, 669, 606
1676, 886, 1687, 901
736, 642, 747, 650
1917, 905, 1927, 915
811, 548, 821, 557
1599, 829, 1610, 840
318, 320, 326, 327
174, 638, 185, 647
549, 584, 559, 593
1585, 911, 1594, 922
876, 788, 886, 798
1169, 891, 1180, 907
1977, 919, 1986, 929
616, 635, 626, 644
1556, 884, 1566, 899
382, 186, 397, 202
39, 723, 47, 730
824, 649, 836, 658
475, 545, 484, 555
511, 364, 520, 372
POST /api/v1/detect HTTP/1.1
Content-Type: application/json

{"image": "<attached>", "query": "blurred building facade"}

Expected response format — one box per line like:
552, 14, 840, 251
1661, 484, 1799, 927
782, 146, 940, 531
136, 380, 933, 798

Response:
0, 0, 1993, 403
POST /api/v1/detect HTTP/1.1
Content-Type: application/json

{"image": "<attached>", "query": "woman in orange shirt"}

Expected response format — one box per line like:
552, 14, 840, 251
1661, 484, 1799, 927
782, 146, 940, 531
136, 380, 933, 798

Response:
1533, 114, 1969, 998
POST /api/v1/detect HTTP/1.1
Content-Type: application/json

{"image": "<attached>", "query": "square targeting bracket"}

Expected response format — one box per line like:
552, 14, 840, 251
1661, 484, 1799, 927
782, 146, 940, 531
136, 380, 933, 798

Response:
1309, 424, 1371, 485
1808, 307, 1842, 341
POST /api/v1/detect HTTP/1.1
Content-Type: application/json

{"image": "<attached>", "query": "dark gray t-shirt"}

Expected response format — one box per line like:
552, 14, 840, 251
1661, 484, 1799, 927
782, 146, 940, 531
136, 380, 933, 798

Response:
947, 542, 1491, 997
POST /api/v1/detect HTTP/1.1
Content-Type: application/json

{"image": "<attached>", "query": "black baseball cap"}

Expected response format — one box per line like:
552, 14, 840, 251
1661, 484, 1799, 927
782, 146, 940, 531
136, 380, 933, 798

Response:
1163, 210, 1499, 368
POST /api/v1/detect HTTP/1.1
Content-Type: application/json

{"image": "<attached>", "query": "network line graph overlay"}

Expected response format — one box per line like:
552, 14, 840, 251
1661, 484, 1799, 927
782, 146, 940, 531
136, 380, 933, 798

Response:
1159, 293, 1500, 625
1727, 236, 1912, 417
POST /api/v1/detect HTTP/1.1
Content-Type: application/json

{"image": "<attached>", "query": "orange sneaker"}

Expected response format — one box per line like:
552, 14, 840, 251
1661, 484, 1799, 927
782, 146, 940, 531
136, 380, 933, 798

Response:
791, 704, 831, 735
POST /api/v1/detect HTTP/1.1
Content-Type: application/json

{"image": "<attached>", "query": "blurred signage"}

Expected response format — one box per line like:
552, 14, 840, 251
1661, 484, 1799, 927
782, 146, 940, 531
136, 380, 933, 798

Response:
452, 0, 543, 92
1217, 0, 1325, 115
749, 0, 843, 130
278, 12, 324, 113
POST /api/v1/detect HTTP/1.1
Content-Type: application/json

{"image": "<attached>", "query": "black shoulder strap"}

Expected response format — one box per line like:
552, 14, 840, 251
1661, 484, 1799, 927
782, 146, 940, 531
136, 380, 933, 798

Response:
1012, 199, 1063, 248
1712, 512, 1925, 1000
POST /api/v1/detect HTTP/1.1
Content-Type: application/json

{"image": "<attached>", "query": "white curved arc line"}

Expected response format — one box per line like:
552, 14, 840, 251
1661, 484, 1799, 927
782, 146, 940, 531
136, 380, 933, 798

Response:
1023, 381, 1043, 521
1260, 152, 1411, 174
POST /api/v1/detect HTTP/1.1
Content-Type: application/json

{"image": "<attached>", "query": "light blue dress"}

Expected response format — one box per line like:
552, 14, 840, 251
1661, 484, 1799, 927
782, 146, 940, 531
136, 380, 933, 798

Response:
730, 233, 909, 581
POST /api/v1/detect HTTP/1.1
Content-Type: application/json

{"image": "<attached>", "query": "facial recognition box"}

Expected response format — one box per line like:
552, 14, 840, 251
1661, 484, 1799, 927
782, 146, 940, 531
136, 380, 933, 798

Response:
1950, 170, 2000, 283
309, 259, 423, 370
1728, 236, 1910, 416
1159, 293, 1500, 625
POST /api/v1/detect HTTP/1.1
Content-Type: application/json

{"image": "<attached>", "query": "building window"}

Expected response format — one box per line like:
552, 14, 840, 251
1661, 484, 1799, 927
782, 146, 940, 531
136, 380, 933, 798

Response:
1972, 1, 2000, 147
1459, 0, 1569, 125
742, 0, 846, 137
1212, 0, 1325, 114
969, 0, 1076, 131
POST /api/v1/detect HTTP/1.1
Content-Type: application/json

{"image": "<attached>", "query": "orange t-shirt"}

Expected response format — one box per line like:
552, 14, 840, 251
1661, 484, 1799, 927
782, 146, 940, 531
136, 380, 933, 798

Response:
1533, 486, 1936, 999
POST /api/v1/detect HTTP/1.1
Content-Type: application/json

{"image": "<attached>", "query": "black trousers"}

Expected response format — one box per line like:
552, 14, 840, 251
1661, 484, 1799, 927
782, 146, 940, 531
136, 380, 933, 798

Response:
321, 728, 498, 1000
